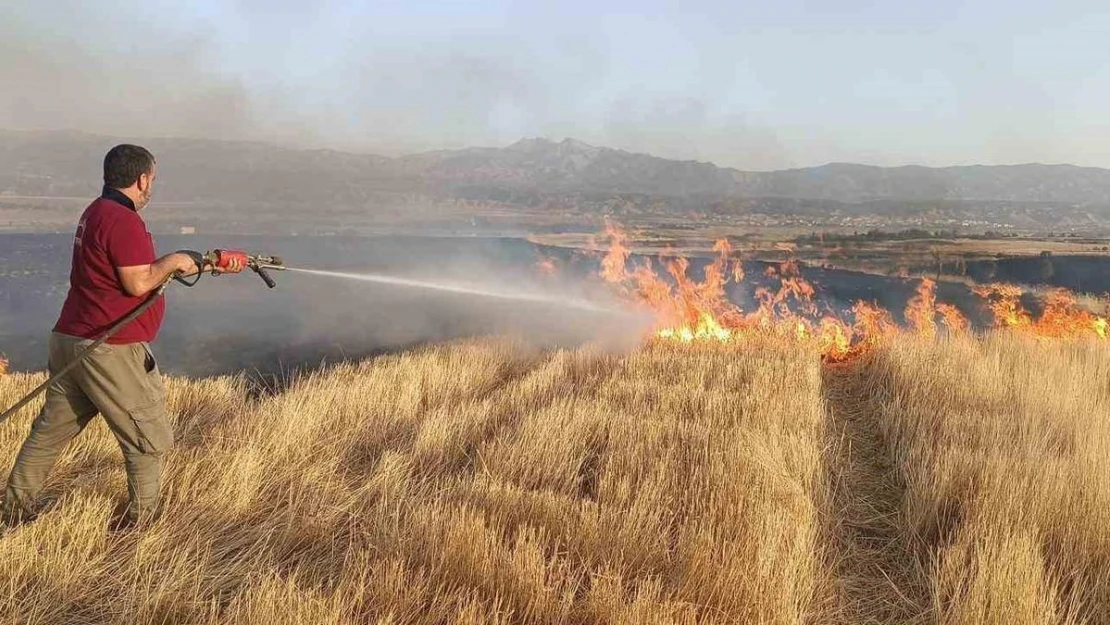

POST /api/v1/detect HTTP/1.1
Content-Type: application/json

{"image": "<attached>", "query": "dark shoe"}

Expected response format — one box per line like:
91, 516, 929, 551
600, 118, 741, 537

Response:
107, 514, 138, 533
1, 507, 38, 529
108, 506, 162, 533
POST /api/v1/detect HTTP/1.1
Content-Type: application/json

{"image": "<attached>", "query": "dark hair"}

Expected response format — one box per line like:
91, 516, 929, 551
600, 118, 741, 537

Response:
103, 144, 156, 188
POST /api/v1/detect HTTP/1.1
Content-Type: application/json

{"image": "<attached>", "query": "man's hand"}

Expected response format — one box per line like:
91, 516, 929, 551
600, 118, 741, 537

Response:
208, 255, 245, 275
118, 252, 202, 297
174, 253, 202, 275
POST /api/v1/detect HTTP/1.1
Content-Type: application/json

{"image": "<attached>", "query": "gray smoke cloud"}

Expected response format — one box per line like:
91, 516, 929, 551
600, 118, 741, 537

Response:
0, 3, 317, 146
602, 96, 790, 172
0, 1, 791, 168
4, 1, 1107, 169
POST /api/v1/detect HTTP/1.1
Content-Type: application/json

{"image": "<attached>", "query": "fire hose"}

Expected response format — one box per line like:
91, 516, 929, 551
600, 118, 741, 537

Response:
0, 250, 285, 425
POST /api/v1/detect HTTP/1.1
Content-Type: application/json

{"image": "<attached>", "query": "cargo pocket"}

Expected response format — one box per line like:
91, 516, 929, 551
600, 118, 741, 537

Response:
136, 343, 166, 400
128, 399, 174, 454
141, 343, 158, 374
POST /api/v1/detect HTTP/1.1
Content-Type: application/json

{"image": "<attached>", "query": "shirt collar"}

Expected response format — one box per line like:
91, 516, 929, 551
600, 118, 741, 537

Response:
101, 185, 136, 211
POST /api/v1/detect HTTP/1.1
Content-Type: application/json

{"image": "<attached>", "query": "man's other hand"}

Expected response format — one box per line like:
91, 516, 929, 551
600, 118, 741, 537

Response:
210, 255, 245, 274
175, 253, 201, 275
119, 252, 202, 296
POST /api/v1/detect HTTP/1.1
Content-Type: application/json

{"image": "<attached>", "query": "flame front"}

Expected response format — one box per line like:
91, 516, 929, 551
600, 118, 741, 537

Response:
594, 223, 1107, 359
535, 256, 558, 277
658, 313, 733, 342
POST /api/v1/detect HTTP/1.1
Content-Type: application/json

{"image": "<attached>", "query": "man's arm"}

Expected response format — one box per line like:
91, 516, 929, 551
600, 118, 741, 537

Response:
117, 252, 198, 297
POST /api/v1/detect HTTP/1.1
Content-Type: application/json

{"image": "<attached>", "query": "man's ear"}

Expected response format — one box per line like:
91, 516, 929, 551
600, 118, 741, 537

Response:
137, 172, 151, 192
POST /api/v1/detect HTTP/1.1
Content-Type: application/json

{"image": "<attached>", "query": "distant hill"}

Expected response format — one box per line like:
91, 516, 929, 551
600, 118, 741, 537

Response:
3, 130, 1110, 230
402, 138, 741, 197
409, 138, 1110, 205
0, 129, 405, 206
736, 162, 1110, 204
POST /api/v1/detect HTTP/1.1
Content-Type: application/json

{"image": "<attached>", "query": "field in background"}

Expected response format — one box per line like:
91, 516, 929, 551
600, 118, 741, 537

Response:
535, 227, 1110, 312
530, 228, 1110, 259
1, 334, 1108, 624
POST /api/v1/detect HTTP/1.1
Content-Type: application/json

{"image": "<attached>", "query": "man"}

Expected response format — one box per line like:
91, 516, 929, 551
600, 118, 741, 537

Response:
2, 144, 242, 528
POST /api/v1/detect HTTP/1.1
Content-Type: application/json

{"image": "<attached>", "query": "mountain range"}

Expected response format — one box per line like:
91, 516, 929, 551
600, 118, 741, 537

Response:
3, 129, 1110, 229
404, 137, 1110, 205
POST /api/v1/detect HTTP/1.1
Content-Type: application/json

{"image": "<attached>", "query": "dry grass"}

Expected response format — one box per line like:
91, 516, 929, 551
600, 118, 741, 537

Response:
853, 334, 1110, 624
0, 338, 831, 624
0, 333, 1107, 624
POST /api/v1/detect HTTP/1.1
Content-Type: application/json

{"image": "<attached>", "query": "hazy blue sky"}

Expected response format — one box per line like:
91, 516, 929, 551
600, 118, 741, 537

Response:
2, 1, 1108, 169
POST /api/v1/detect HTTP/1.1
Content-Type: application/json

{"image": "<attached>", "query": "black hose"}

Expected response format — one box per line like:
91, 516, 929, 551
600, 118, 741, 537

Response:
0, 278, 174, 425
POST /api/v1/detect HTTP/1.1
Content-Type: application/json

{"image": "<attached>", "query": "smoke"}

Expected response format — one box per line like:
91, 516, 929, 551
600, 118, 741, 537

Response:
5, 2, 1104, 174
1, 8, 233, 138
0, 2, 567, 153
603, 96, 790, 171
151, 235, 651, 377
0, 1, 791, 168
0, 2, 323, 147
0, 230, 653, 378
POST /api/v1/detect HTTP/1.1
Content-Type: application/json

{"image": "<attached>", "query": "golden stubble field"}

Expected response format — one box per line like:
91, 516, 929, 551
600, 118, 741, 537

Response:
0, 333, 1107, 624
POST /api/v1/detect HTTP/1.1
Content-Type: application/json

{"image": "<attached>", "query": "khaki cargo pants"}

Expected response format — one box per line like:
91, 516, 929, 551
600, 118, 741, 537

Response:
3, 333, 173, 522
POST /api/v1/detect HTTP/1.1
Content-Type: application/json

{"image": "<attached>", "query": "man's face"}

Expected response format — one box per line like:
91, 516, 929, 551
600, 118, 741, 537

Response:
136, 163, 157, 210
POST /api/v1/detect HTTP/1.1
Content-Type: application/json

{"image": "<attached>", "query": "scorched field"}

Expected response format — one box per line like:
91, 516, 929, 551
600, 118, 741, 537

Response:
1, 224, 1108, 624
2, 332, 1108, 624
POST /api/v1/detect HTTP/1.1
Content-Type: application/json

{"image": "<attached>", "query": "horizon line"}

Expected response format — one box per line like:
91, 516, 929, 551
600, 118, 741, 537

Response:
1, 127, 1102, 174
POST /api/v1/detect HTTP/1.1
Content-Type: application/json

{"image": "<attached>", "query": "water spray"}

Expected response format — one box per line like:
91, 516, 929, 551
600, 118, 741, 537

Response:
284, 267, 619, 313
190, 251, 620, 314
1, 248, 634, 424
176, 249, 286, 288
0, 248, 284, 424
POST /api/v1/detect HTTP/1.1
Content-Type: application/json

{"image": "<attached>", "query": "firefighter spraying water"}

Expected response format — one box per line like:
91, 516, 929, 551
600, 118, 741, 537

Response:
8, 145, 1103, 534
0, 145, 289, 529
177, 249, 286, 288
0, 144, 633, 529
0, 250, 285, 424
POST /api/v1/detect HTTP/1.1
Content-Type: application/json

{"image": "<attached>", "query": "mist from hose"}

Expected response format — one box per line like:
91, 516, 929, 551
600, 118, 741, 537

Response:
284, 267, 624, 314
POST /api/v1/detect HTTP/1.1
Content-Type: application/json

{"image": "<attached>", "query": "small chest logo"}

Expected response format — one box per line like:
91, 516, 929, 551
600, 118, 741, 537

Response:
74, 218, 87, 247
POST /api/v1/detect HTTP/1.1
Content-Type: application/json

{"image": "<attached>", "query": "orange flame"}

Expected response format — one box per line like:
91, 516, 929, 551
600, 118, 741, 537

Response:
904, 278, 970, 338
597, 224, 871, 359
535, 256, 558, 277
592, 223, 1107, 359
1029, 288, 1107, 339
600, 221, 631, 284
968, 284, 1105, 338
972, 284, 1032, 329
937, 304, 970, 334
905, 278, 939, 340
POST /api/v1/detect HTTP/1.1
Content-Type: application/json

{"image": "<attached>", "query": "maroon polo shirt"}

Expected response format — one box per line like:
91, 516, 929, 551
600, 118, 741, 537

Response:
53, 186, 165, 344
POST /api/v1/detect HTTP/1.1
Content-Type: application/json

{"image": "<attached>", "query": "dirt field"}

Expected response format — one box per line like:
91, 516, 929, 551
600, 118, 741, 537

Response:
532, 229, 1110, 262
1, 332, 1107, 624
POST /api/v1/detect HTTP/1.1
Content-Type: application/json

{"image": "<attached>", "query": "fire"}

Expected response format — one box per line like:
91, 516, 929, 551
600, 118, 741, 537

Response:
594, 224, 875, 360
1029, 288, 1108, 339
905, 279, 971, 338
851, 301, 897, 349
592, 223, 1107, 359
905, 278, 939, 339
599, 221, 631, 284
937, 304, 970, 333
658, 313, 733, 342
972, 284, 1032, 329
535, 256, 558, 277
970, 284, 1107, 339
714, 239, 745, 282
